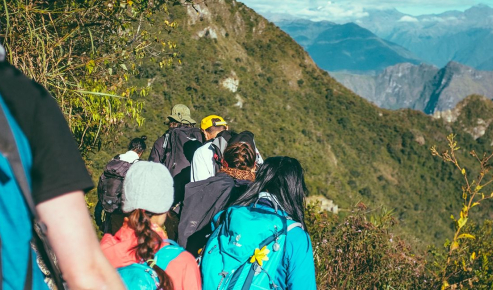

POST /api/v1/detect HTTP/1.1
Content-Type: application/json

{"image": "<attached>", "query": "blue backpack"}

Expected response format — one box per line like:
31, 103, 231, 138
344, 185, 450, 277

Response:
200, 202, 302, 290
0, 96, 52, 289
117, 239, 184, 289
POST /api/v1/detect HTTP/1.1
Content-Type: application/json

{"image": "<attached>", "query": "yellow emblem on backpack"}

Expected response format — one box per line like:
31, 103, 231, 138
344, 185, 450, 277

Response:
250, 246, 270, 266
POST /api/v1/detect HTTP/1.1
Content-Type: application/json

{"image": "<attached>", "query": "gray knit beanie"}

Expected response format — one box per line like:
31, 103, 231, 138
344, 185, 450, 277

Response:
122, 161, 174, 214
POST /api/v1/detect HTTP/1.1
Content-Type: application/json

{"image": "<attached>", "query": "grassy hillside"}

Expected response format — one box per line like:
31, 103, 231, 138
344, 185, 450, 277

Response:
86, 0, 493, 248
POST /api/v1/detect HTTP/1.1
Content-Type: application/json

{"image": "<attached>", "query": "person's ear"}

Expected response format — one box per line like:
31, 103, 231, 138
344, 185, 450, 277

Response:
203, 130, 211, 140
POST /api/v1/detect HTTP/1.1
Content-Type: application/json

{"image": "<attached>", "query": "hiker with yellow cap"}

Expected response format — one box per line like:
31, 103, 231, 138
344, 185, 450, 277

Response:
190, 115, 230, 182
200, 115, 228, 140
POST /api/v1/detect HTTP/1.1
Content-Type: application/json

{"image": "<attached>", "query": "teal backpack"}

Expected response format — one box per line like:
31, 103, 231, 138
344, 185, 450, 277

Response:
0, 96, 51, 289
117, 239, 184, 289
200, 202, 302, 290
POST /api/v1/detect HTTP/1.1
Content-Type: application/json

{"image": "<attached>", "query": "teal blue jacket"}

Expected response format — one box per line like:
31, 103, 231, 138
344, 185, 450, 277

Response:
209, 197, 317, 290
256, 202, 317, 290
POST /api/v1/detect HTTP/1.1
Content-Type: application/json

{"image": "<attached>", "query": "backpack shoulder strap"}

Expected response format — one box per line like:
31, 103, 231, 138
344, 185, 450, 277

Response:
0, 236, 2, 287
159, 132, 170, 165
162, 239, 180, 247
287, 222, 303, 232
0, 98, 65, 289
153, 240, 185, 271
0, 102, 37, 218
103, 159, 132, 178
162, 132, 170, 150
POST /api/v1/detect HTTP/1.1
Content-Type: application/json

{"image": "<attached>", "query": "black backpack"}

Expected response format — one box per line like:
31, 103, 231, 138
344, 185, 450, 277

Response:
210, 130, 257, 173
161, 127, 204, 177
178, 173, 251, 256
210, 130, 237, 173
97, 157, 135, 213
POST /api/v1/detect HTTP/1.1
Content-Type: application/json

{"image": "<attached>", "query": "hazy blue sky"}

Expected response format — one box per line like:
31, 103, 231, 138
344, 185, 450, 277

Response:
239, 0, 493, 22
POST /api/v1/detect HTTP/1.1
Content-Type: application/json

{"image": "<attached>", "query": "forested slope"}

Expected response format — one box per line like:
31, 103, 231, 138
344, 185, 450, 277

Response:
87, 0, 493, 247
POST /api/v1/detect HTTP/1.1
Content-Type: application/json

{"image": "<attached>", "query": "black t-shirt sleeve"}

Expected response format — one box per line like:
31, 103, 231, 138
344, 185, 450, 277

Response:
0, 62, 94, 204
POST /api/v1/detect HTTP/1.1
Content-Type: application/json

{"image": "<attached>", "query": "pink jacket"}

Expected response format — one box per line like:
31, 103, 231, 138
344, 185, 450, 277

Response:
100, 220, 201, 290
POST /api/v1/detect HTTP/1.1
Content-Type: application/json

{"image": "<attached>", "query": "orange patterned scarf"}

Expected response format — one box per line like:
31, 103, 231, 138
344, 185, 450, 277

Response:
220, 167, 255, 182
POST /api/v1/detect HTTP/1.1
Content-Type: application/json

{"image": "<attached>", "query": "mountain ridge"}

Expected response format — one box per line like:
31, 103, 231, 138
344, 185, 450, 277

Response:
267, 4, 493, 70
362, 5, 493, 69
277, 20, 422, 73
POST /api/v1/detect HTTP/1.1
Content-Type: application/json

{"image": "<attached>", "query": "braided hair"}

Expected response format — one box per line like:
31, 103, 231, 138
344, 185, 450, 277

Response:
223, 142, 255, 170
128, 210, 174, 290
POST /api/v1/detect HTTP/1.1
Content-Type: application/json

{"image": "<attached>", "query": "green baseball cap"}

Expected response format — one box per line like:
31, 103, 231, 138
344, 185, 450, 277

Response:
166, 104, 196, 125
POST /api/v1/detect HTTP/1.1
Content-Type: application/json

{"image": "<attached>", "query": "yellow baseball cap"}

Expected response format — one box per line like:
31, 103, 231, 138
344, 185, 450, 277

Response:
200, 115, 228, 130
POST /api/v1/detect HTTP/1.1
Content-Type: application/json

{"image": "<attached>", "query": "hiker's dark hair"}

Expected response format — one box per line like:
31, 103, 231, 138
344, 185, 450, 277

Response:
234, 156, 307, 228
128, 210, 174, 290
205, 118, 227, 134
128, 136, 147, 154
223, 142, 255, 170
169, 119, 194, 129
169, 122, 194, 129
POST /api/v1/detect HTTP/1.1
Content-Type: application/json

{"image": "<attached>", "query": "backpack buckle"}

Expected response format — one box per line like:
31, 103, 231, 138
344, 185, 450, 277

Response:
233, 234, 242, 247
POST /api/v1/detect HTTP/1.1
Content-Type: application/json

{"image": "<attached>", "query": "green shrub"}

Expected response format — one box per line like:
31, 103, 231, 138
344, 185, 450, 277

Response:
428, 135, 493, 289
306, 203, 428, 289
428, 221, 493, 289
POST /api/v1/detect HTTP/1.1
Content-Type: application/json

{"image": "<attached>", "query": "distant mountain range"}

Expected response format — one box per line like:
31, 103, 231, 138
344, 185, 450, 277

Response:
273, 4, 493, 71
357, 4, 493, 70
277, 20, 422, 73
272, 4, 493, 112
332, 62, 493, 113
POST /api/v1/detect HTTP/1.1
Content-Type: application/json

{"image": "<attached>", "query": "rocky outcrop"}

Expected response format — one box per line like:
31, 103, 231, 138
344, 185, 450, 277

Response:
419, 62, 493, 114
334, 63, 438, 109
332, 62, 493, 113
307, 196, 339, 214
433, 95, 493, 140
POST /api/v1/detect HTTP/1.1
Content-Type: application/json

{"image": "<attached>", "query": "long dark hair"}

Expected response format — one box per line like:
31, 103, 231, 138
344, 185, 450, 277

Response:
128, 210, 173, 290
128, 136, 147, 154
234, 156, 308, 228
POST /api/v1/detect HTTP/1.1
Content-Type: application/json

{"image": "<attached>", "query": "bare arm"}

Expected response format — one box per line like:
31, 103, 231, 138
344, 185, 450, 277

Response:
37, 191, 125, 290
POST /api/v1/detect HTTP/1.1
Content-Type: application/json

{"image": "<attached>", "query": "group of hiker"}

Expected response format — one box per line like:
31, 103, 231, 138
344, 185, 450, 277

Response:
0, 43, 315, 290
94, 104, 317, 289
